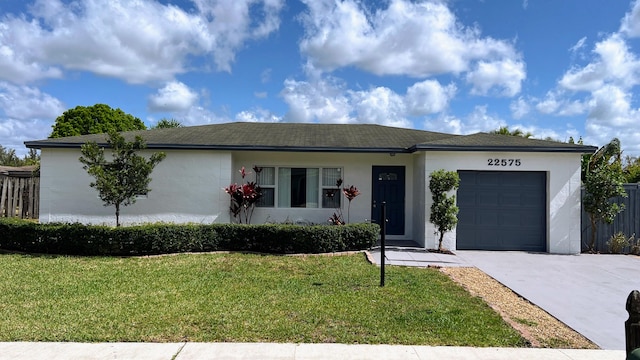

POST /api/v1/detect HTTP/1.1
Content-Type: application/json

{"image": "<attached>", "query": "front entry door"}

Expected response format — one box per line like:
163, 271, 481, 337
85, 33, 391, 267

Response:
371, 166, 405, 235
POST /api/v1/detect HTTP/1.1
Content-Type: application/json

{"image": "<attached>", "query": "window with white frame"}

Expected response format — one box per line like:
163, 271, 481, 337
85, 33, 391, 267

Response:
256, 167, 275, 207
322, 168, 342, 208
255, 167, 342, 208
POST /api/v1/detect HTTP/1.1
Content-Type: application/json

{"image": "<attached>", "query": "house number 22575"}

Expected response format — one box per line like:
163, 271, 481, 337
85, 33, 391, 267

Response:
487, 158, 521, 166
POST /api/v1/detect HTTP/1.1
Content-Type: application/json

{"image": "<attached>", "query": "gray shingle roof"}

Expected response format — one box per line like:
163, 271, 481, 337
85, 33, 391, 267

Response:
413, 132, 595, 152
25, 122, 597, 153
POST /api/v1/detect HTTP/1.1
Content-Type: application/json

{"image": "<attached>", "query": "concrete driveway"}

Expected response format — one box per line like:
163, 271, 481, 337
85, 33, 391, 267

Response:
456, 251, 640, 350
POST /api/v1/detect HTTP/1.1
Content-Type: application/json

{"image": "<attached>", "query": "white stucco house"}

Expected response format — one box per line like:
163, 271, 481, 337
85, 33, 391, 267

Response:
25, 122, 596, 254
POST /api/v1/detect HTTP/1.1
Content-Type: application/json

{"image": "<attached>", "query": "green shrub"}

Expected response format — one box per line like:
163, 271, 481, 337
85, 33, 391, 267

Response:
605, 231, 640, 254
607, 232, 629, 254
0, 218, 379, 256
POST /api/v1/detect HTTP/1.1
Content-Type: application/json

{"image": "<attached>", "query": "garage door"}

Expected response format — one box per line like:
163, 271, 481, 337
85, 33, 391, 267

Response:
456, 171, 546, 251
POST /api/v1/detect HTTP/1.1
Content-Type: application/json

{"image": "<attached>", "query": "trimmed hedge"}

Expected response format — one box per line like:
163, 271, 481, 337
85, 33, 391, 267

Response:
0, 218, 380, 256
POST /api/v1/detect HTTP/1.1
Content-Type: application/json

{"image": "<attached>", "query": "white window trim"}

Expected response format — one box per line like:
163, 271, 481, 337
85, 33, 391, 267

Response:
255, 166, 343, 209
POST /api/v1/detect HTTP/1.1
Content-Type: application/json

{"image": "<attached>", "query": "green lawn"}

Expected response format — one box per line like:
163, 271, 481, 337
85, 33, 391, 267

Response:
0, 253, 526, 346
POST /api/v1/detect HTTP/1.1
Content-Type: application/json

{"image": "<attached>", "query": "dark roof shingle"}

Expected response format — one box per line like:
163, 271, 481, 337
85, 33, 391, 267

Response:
25, 122, 597, 154
413, 132, 594, 152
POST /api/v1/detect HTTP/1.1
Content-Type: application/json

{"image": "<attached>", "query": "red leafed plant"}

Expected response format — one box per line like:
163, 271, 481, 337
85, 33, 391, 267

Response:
326, 179, 360, 225
224, 166, 263, 224
342, 185, 360, 223
328, 212, 345, 225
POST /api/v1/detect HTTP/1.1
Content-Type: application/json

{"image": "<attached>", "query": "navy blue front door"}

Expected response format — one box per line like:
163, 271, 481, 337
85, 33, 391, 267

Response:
371, 166, 405, 235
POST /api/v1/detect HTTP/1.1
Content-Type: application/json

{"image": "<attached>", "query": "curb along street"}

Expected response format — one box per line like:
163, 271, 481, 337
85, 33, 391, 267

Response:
0, 342, 626, 360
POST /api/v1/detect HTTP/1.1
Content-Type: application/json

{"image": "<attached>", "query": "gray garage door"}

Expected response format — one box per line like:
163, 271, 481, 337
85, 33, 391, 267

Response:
456, 171, 546, 251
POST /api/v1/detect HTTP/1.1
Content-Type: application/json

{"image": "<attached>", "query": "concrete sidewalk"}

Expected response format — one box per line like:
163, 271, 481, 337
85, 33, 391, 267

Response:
0, 342, 626, 359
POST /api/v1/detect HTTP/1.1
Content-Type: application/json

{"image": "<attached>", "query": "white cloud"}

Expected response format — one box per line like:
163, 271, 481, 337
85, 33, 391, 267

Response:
350, 87, 410, 127
459, 105, 505, 134
281, 78, 353, 123
148, 81, 199, 113
423, 105, 505, 134
423, 114, 462, 134
466, 59, 526, 96
0, 43, 63, 84
595, 35, 640, 87
0, 118, 52, 155
533, 91, 589, 116
0, 0, 284, 85
559, 34, 640, 92
559, 63, 605, 92
569, 37, 587, 54
405, 80, 456, 116
281, 76, 456, 127
261, 68, 272, 83
0, 82, 64, 154
587, 85, 636, 127
584, 123, 640, 156
299, 0, 524, 94
423, 106, 574, 143
236, 108, 282, 122
620, 0, 640, 37
550, 24, 640, 154
557, 99, 589, 116
177, 106, 229, 126
510, 97, 530, 119
535, 92, 561, 114
0, 83, 65, 120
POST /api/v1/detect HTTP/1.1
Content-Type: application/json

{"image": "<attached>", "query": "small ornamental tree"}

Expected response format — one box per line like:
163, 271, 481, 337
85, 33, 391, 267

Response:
343, 185, 360, 223
429, 169, 460, 251
583, 138, 627, 252
224, 166, 262, 224
79, 130, 166, 227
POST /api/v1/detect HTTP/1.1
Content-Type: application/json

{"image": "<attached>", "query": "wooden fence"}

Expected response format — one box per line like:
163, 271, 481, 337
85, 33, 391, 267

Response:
581, 184, 640, 253
0, 166, 39, 219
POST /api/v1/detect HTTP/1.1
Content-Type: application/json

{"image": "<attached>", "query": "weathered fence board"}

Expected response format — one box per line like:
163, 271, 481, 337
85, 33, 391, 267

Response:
0, 176, 7, 217
581, 184, 640, 253
0, 174, 39, 219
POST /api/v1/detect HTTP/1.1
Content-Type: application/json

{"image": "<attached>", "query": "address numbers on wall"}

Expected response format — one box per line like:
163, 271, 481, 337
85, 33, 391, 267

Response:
487, 158, 521, 166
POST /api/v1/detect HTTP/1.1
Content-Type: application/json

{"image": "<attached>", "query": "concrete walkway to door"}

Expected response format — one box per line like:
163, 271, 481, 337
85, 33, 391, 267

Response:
369, 248, 640, 350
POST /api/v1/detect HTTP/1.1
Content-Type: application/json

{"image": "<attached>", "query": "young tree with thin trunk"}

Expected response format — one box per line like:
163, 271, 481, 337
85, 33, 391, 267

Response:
79, 130, 165, 226
429, 169, 460, 251
583, 138, 627, 252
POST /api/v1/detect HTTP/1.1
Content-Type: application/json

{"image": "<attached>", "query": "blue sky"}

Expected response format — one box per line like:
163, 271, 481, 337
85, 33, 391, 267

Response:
2, 0, 640, 155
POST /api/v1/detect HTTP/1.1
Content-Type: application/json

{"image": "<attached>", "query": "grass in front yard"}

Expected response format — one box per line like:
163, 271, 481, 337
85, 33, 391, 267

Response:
0, 253, 525, 346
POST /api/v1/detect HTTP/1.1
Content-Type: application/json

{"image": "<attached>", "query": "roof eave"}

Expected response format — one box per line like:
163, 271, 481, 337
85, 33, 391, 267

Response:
411, 144, 599, 153
26, 141, 413, 154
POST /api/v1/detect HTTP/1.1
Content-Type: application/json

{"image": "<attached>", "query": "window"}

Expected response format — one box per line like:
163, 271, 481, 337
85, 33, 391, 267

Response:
279, 168, 319, 208
256, 167, 275, 207
322, 168, 342, 208
378, 172, 398, 181
255, 166, 342, 208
